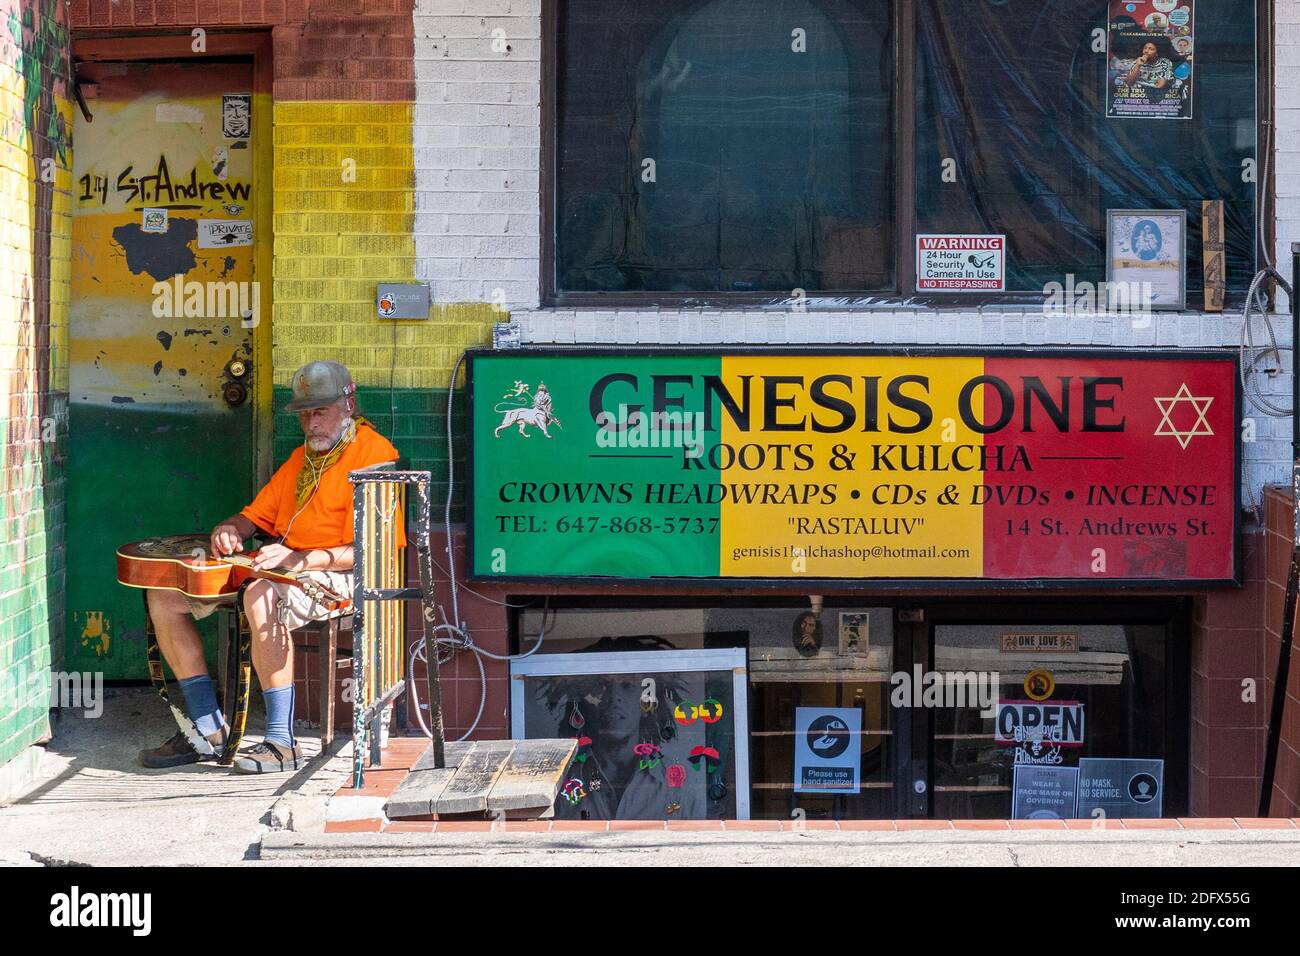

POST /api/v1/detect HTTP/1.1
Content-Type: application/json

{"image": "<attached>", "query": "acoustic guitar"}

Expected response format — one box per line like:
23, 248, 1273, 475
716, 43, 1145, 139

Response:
116, 534, 349, 610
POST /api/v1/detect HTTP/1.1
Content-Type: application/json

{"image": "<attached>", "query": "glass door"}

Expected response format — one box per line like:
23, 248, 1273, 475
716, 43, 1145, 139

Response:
924, 602, 1188, 820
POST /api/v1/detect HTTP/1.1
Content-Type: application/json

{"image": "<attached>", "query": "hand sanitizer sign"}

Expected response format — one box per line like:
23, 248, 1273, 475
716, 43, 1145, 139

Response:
794, 706, 862, 794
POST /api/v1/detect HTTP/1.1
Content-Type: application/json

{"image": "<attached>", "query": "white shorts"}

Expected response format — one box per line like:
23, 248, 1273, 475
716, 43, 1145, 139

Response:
184, 570, 354, 630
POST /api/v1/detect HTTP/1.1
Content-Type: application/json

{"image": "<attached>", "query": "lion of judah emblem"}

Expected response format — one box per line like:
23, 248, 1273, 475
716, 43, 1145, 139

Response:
494, 380, 562, 438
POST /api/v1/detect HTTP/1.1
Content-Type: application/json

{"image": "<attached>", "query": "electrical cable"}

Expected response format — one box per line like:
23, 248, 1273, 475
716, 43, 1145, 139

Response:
403, 350, 551, 741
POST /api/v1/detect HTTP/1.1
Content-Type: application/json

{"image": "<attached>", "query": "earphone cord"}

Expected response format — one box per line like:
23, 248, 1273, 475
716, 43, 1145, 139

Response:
281, 427, 348, 545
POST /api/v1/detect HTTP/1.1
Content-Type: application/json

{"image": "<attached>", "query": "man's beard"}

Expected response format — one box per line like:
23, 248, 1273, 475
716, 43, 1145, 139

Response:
307, 416, 354, 452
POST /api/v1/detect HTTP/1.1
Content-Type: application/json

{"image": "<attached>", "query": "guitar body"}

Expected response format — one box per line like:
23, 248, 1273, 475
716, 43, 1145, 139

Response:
116, 534, 347, 609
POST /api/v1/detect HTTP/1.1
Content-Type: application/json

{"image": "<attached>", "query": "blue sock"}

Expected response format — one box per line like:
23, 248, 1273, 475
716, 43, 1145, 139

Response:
263, 684, 295, 748
178, 675, 225, 738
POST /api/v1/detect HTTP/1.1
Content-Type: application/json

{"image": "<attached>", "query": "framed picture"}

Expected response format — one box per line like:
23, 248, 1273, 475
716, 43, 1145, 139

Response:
838, 612, 869, 656
510, 649, 751, 820
1105, 209, 1186, 311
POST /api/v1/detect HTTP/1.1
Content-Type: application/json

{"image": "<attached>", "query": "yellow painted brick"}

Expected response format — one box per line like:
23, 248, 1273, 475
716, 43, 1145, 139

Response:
335, 102, 413, 126
274, 235, 341, 257
273, 102, 341, 124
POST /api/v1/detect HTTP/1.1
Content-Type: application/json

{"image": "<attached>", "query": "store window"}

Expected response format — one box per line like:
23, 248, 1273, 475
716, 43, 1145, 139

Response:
554, 0, 896, 294
931, 621, 1175, 819
549, 0, 1261, 302
512, 600, 1187, 821
915, 0, 1257, 293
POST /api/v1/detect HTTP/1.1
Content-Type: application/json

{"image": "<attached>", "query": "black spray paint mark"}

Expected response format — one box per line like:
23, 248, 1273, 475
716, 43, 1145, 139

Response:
156, 330, 173, 350
111, 218, 198, 283
153, 361, 163, 376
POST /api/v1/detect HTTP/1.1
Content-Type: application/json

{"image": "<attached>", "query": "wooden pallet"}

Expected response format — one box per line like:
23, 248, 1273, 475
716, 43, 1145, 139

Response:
386, 738, 577, 820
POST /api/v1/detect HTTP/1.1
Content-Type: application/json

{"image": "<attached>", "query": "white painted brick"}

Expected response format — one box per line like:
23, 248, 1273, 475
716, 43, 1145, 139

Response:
432, 279, 486, 303
504, 214, 540, 236
445, 213, 509, 234
479, 147, 539, 169
475, 189, 540, 211
412, 124, 462, 146
481, 60, 543, 82
415, 60, 479, 80
552, 314, 576, 343
477, 104, 540, 126
476, 235, 538, 257
455, 124, 512, 147
494, 280, 540, 308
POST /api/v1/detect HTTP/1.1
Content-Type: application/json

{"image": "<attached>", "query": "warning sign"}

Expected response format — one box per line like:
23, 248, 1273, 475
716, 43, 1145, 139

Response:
916, 234, 1005, 291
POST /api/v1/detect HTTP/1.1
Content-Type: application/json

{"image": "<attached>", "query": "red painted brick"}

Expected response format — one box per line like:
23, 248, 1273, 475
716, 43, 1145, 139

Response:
175, 0, 199, 25
325, 819, 383, 833
609, 821, 666, 832
550, 821, 610, 832
1008, 819, 1067, 830
1201, 586, 1265, 631
951, 820, 1010, 830
1207, 727, 1263, 778
1063, 819, 1125, 829
242, 0, 265, 22
837, 820, 896, 831
895, 820, 953, 830
69, 0, 91, 28
154, 0, 176, 24
383, 821, 435, 833
1176, 817, 1239, 829
434, 821, 493, 833
666, 821, 724, 831
1201, 776, 1263, 817
1235, 817, 1296, 829
721, 820, 783, 832
497, 821, 552, 833
793, 820, 840, 831
1120, 818, 1183, 829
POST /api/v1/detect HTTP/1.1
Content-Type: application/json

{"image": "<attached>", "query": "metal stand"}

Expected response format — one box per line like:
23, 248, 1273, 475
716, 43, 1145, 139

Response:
349, 469, 446, 789
1260, 243, 1300, 816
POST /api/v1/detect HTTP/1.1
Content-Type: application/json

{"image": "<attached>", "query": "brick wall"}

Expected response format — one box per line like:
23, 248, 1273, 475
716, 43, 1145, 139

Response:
1262, 486, 1300, 815
0, 0, 72, 769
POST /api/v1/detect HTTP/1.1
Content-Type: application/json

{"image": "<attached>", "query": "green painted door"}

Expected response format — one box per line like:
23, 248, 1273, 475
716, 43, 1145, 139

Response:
69, 60, 259, 678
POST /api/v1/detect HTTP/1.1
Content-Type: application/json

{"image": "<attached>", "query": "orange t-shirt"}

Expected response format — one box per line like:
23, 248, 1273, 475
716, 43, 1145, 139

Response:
240, 424, 405, 551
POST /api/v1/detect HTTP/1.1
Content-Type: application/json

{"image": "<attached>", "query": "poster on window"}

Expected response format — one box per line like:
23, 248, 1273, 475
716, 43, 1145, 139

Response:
793, 706, 862, 794
1107, 0, 1195, 120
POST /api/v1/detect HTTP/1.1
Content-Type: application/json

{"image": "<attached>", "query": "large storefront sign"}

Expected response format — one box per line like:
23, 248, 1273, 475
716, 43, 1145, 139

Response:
468, 349, 1238, 584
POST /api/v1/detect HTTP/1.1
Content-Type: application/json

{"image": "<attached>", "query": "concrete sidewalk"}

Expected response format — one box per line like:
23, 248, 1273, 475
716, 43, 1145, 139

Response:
4, 687, 1300, 867
260, 828, 1300, 866
0, 686, 350, 867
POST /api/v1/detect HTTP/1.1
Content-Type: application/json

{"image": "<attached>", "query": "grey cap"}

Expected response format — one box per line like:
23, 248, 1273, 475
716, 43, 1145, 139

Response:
284, 361, 357, 412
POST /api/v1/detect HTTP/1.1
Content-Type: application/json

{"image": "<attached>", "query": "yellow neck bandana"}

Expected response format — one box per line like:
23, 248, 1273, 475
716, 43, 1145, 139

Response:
294, 416, 372, 507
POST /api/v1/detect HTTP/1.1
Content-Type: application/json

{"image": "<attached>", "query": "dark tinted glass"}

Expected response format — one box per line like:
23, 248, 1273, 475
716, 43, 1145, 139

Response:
557, 0, 896, 293
915, 0, 1256, 293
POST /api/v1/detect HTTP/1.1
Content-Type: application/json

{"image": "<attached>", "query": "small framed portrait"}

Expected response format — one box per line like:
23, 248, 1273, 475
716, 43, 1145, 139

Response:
1106, 209, 1186, 311
791, 611, 823, 658
838, 613, 869, 656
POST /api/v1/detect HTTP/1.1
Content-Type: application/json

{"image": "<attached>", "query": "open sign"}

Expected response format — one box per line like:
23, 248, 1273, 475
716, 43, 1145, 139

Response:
995, 701, 1085, 746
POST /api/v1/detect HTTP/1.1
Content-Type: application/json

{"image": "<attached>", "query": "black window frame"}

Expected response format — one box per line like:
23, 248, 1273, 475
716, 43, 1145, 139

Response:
541, 0, 1275, 312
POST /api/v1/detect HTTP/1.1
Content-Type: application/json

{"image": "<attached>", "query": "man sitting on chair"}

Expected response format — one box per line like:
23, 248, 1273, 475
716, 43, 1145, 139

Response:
139, 360, 401, 773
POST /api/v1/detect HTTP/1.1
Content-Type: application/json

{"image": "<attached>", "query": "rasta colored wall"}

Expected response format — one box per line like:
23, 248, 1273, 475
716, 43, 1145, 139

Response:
0, 0, 72, 782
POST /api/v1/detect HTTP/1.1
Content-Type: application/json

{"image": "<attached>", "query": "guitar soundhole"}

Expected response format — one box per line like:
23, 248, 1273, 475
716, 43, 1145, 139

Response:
135, 534, 212, 559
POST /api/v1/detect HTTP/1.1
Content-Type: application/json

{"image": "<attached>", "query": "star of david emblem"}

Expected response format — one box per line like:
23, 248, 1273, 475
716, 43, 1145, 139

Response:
1153, 383, 1214, 450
